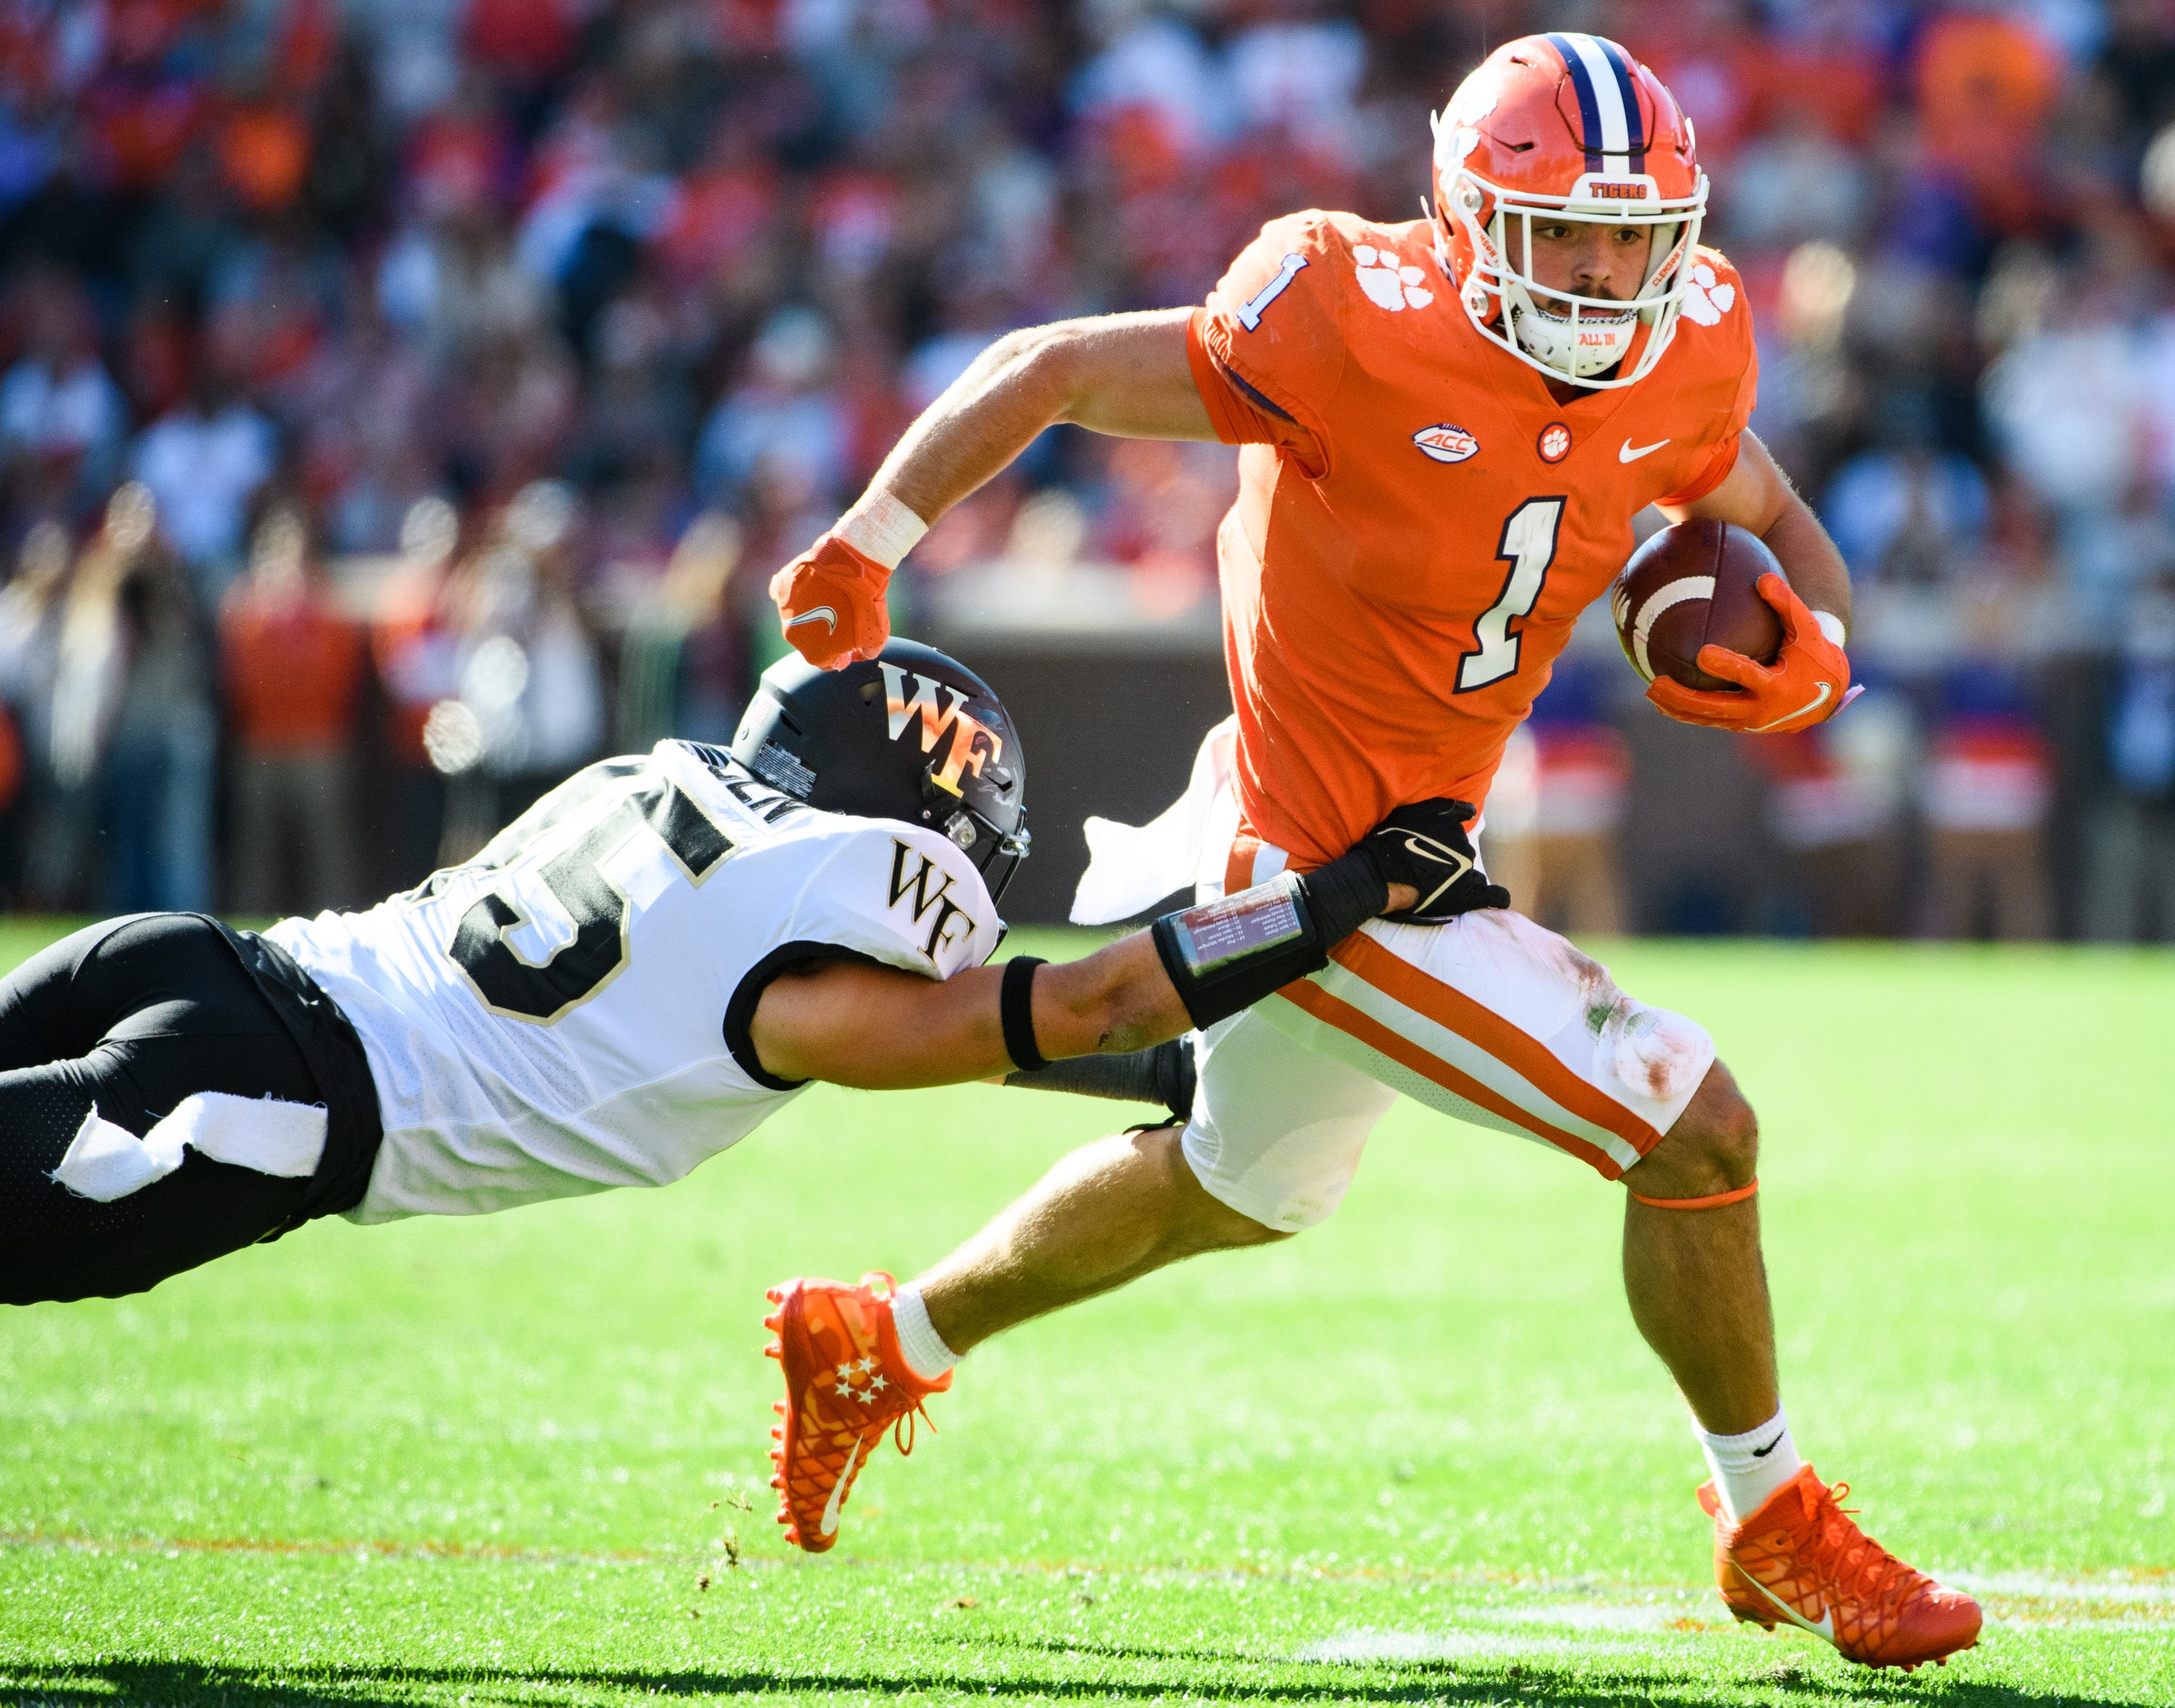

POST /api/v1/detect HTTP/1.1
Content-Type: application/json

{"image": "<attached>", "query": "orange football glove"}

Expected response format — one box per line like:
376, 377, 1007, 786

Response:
769, 534, 891, 671
1646, 572, 1855, 735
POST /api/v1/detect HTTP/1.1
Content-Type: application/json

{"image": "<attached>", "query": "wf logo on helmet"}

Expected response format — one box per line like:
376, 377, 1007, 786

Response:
879, 663, 1003, 796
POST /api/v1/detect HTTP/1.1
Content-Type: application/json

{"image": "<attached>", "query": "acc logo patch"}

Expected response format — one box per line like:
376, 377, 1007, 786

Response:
1412, 424, 1480, 464
1536, 422, 1573, 463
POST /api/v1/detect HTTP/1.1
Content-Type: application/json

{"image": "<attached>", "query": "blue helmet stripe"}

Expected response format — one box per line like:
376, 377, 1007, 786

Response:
1545, 32, 1606, 174
1595, 38, 1648, 170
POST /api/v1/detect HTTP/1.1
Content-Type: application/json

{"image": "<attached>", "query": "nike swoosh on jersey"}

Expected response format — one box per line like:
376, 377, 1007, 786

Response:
819, 1436, 865, 1537
1618, 436, 1670, 463
785, 607, 839, 632
1749, 681, 1834, 734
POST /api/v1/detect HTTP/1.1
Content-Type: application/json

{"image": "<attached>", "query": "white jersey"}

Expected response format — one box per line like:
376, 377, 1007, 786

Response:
268, 740, 1002, 1223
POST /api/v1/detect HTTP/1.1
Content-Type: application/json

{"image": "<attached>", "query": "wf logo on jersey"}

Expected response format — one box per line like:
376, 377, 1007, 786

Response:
879, 663, 1004, 797
887, 840, 978, 958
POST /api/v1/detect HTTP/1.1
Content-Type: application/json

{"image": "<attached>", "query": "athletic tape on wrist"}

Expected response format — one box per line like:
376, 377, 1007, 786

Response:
1812, 610, 1847, 649
1628, 1178, 1759, 1211
999, 955, 1048, 1072
835, 489, 929, 570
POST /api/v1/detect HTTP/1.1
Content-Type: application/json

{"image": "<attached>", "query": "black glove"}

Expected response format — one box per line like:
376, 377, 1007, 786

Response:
1356, 797, 1510, 921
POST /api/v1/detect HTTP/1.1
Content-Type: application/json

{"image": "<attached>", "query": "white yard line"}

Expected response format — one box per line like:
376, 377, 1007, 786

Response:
7, 1527, 2168, 1630
1945, 1569, 2175, 1607
1299, 1630, 1649, 1663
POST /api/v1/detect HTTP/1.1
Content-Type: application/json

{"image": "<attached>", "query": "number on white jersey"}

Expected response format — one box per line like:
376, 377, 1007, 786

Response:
431, 768, 740, 1024
1456, 497, 1564, 692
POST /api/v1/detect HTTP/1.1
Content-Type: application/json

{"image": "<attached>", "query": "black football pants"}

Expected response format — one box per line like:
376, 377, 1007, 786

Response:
0, 914, 331, 1306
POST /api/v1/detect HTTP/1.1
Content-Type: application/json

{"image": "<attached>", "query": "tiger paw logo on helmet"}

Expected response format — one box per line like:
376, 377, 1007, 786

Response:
1678, 260, 1736, 326
1353, 244, 1436, 312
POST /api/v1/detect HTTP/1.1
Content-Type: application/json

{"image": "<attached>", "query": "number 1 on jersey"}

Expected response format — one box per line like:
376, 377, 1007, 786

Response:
1457, 497, 1563, 692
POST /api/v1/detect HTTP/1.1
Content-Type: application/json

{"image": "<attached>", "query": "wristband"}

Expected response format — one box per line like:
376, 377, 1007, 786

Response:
1149, 850, 1388, 1031
999, 955, 1047, 1071
835, 489, 928, 570
1812, 610, 1847, 648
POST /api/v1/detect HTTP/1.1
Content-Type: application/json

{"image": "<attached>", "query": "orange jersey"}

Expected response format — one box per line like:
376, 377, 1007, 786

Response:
1186, 210, 1756, 867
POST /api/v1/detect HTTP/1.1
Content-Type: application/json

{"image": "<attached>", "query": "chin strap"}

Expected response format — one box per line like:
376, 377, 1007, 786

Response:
1628, 1179, 1758, 1211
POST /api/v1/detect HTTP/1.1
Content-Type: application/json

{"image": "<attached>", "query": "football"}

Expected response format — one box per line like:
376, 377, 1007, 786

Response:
1611, 520, 1786, 692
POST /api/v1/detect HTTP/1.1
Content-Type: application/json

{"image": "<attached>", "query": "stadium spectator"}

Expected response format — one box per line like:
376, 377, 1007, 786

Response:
614, 510, 747, 753
0, 0, 2166, 931
373, 494, 463, 887
695, 305, 852, 513
431, 481, 605, 862
128, 360, 277, 600
219, 505, 364, 915
1752, 692, 1918, 940
1477, 722, 1541, 923
0, 265, 125, 518
1920, 668, 2056, 941
2087, 577, 2175, 941
1522, 666, 1634, 939
0, 518, 68, 900
1823, 413, 1992, 589
45, 482, 215, 914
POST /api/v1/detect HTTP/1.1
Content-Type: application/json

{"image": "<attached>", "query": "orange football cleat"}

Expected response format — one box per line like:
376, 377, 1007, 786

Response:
1698, 1467, 1981, 1670
762, 1272, 948, 1553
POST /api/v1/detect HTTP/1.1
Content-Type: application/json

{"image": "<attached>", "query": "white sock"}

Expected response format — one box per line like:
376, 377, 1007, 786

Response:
1695, 1406, 1802, 1523
888, 1282, 958, 1383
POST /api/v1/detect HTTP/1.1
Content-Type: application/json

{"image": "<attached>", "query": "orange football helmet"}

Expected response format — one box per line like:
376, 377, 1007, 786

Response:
1430, 33, 1707, 389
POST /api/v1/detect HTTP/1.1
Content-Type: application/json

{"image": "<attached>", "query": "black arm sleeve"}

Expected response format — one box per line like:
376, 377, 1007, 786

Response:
1002, 1037, 1196, 1122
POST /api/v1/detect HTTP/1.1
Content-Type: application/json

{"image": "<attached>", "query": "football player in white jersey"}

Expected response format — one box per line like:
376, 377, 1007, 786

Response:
1, 639, 1480, 1307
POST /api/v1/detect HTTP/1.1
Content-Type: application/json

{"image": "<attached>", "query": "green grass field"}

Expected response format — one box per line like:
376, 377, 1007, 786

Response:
2, 921, 2171, 1706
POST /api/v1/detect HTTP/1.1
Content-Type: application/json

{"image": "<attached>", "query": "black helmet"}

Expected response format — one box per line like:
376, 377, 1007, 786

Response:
729, 639, 1030, 904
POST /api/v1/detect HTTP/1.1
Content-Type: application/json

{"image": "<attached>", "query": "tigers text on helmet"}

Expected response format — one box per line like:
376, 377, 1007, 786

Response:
1430, 32, 1706, 390
729, 638, 1030, 905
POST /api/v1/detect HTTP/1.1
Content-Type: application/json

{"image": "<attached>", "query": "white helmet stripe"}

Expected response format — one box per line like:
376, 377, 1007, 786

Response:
1561, 33, 1633, 173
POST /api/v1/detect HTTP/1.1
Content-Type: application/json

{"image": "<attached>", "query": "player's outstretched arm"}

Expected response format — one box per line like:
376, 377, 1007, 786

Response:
746, 793, 1522, 1089
770, 310, 1214, 669
747, 926, 1208, 1092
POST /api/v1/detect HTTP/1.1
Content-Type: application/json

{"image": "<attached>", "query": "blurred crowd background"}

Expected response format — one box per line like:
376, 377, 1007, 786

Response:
0, 0, 2171, 935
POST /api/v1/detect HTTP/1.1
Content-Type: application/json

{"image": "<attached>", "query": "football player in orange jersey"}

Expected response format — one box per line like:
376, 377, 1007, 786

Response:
763, 33, 1979, 1671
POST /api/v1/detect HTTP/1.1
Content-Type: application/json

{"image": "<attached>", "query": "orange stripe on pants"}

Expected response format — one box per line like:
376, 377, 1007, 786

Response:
1327, 932, 1662, 1160
1278, 979, 1620, 1177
